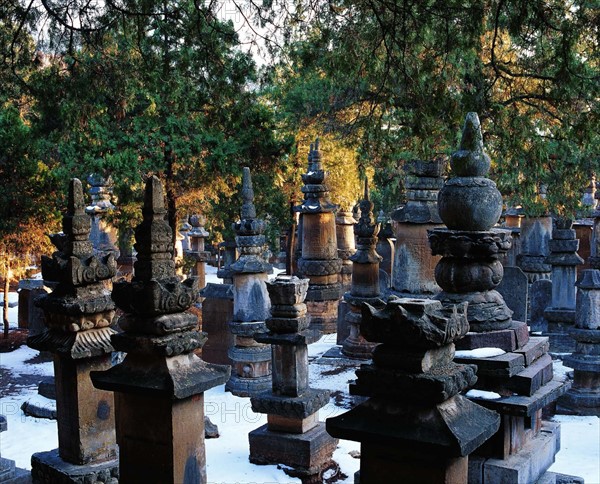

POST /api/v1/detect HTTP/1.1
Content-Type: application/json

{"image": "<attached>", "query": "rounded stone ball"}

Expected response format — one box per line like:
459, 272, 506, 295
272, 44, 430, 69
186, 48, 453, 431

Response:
438, 178, 503, 231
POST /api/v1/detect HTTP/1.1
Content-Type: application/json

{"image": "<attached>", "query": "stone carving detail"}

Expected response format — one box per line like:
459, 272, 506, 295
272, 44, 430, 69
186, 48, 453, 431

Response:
429, 113, 513, 332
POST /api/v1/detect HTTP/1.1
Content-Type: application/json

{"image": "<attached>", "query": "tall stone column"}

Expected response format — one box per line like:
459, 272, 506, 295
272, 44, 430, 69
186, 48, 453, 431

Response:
327, 297, 499, 483
225, 167, 273, 396
28, 179, 119, 483
187, 214, 210, 291
558, 269, 600, 415
249, 276, 338, 481
336, 209, 356, 293
433, 114, 569, 483
391, 159, 444, 297
296, 139, 342, 338
543, 218, 584, 353
91, 176, 230, 484
342, 179, 384, 359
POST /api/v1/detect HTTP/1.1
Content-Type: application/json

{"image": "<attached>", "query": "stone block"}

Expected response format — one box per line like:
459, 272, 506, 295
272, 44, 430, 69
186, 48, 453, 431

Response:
336, 301, 351, 344
31, 449, 118, 484
514, 337, 550, 366
271, 344, 309, 397
530, 279, 552, 333
249, 422, 338, 477
454, 352, 525, 378
38, 377, 56, 400
251, 388, 330, 419
267, 413, 318, 433
477, 354, 553, 397
496, 266, 529, 323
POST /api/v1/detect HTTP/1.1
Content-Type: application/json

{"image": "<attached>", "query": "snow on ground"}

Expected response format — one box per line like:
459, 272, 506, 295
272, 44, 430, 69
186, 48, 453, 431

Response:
1, 276, 599, 483
455, 347, 506, 358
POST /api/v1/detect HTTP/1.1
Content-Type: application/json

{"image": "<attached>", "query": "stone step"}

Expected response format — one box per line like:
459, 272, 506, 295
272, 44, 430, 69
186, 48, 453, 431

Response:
477, 354, 554, 397
455, 352, 525, 378
468, 376, 570, 417
514, 337, 551, 366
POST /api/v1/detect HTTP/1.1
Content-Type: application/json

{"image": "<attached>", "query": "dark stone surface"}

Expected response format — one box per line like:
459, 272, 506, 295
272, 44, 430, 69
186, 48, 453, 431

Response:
250, 388, 330, 419
327, 395, 500, 457
513, 337, 550, 366
204, 416, 220, 439
38, 376, 56, 400
21, 401, 57, 420
496, 266, 529, 323
0, 414, 7, 432
31, 449, 118, 484
477, 354, 554, 396
530, 279, 553, 332
454, 352, 525, 378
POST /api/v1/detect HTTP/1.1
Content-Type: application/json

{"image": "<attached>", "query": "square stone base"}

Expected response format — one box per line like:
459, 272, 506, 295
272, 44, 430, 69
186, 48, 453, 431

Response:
468, 422, 560, 484
31, 449, 118, 484
249, 422, 338, 477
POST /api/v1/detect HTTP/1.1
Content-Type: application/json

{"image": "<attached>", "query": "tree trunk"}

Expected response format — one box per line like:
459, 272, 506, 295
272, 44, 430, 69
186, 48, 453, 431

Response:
3, 262, 10, 339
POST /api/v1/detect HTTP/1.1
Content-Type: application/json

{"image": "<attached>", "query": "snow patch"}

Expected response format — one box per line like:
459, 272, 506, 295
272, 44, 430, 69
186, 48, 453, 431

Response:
455, 347, 505, 358
466, 389, 502, 400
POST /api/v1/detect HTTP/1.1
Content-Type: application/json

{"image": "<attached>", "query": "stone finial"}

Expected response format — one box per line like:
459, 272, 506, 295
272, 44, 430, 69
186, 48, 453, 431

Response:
299, 137, 337, 214
241, 167, 257, 220
438, 112, 503, 231
355, 177, 380, 240
63, 179, 94, 258
451, 112, 491, 177
112, 176, 198, 319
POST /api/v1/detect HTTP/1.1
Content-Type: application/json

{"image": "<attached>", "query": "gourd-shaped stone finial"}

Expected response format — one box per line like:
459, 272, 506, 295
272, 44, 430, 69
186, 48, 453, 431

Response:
438, 113, 503, 231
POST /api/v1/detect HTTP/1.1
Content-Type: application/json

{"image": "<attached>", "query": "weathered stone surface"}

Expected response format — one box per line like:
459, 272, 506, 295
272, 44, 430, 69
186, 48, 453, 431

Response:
251, 388, 331, 419
455, 352, 525, 379
197, 283, 233, 366
530, 279, 553, 332
496, 266, 529, 323
31, 449, 118, 484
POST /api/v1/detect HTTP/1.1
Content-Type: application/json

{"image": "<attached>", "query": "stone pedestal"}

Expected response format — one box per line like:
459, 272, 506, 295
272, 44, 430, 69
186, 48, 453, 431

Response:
249, 276, 338, 480
27, 179, 119, 483
558, 269, 600, 415
327, 297, 499, 484
430, 113, 570, 483
391, 159, 445, 298
91, 176, 229, 484
543, 219, 584, 353
225, 167, 272, 396
295, 139, 341, 339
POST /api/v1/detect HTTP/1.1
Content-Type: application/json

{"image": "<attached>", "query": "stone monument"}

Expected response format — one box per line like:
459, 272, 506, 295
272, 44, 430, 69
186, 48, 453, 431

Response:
430, 113, 569, 483
249, 276, 338, 481
295, 139, 342, 338
557, 269, 600, 415
186, 214, 211, 291
225, 167, 272, 396
327, 296, 500, 483
341, 179, 384, 359
85, 174, 118, 257
90, 176, 230, 483
28, 178, 119, 483
391, 158, 445, 297
543, 217, 584, 353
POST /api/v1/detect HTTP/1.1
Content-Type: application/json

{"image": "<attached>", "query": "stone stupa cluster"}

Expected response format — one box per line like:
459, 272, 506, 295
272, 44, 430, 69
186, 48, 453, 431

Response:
8, 112, 597, 484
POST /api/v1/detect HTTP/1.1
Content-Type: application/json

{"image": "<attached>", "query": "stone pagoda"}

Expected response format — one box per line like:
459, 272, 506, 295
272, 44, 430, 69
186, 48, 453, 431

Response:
431, 113, 569, 483
557, 269, 600, 415
85, 174, 118, 257
391, 158, 445, 297
186, 213, 211, 291
341, 179, 384, 359
296, 139, 342, 339
327, 296, 499, 482
90, 176, 230, 483
542, 217, 584, 353
28, 178, 119, 483
225, 167, 273, 396
249, 276, 338, 481
591, 183, 600, 270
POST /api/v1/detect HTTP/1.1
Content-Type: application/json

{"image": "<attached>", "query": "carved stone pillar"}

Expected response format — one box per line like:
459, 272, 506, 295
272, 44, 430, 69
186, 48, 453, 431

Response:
28, 179, 119, 483
187, 214, 211, 292
91, 176, 229, 483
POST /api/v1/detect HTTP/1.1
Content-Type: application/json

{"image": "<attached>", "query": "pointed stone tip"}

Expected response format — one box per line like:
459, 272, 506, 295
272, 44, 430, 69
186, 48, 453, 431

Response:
144, 175, 165, 212
68, 178, 85, 213
364, 177, 369, 201
314, 137, 320, 151
459, 112, 484, 153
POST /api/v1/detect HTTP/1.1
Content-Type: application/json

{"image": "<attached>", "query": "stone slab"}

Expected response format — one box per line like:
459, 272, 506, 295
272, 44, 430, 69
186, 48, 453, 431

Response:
477, 354, 553, 397
315, 345, 368, 367
249, 422, 338, 477
455, 322, 529, 353
37, 376, 56, 400
454, 352, 525, 378
31, 449, 118, 484
468, 377, 570, 417
536, 471, 584, 484
468, 421, 560, 484
496, 266, 529, 323
336, 300, 351, 344
530, 279, 552, 333
251, 388, 330, 419
514, 337, 550, 366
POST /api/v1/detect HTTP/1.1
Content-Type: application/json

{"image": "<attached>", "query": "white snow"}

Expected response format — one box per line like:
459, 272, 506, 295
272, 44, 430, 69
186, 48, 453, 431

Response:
455, 347, 505, 358
466, 389, 502, 400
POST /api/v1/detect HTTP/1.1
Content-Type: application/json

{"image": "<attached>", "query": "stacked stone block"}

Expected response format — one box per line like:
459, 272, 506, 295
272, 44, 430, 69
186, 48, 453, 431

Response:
249, 276, 338, 481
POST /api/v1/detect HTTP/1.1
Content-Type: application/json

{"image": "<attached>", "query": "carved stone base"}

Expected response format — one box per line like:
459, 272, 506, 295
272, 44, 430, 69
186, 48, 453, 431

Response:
31, 449, 118, 484
248, 422, 338, 478
225, 374, 272, 397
